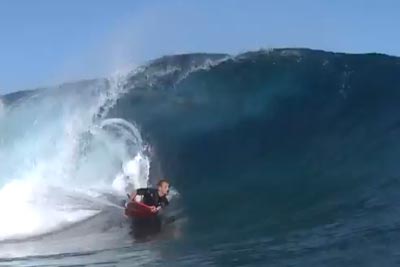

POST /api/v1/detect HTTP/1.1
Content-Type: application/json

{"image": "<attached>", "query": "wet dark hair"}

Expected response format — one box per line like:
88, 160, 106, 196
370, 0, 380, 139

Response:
157, 179, 169, 187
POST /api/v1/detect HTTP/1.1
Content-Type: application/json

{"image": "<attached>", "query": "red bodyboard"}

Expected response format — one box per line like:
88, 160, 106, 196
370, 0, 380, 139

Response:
124, 201, 157, 218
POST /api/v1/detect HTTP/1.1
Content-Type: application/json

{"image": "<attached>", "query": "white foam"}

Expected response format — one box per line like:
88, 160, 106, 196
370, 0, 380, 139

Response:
0, 74, 150, 241
112, 153, 149, 195
0, 180, 99, 241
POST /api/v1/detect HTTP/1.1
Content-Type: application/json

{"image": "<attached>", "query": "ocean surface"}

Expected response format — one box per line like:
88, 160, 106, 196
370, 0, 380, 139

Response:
1, 48, 400, 266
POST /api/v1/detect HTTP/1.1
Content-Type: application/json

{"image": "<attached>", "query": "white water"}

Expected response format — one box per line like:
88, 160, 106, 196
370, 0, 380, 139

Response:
0, 76, 149, 241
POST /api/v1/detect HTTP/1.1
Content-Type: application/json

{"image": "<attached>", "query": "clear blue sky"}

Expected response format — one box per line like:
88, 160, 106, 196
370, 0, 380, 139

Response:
0, 0, 399, 94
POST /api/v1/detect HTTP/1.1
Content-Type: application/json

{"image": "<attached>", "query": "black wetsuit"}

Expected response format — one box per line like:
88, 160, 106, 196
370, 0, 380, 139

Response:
136, 188, 169, 208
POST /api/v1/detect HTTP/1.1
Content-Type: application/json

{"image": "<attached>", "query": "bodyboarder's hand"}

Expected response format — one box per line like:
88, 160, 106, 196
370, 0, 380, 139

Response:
150, 206, 157, 213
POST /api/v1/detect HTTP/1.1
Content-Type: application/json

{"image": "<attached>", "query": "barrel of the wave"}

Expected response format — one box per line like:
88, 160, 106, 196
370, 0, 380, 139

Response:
124, 200, 158, 218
